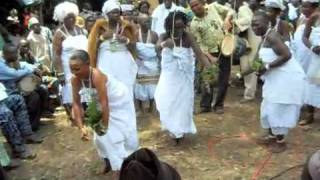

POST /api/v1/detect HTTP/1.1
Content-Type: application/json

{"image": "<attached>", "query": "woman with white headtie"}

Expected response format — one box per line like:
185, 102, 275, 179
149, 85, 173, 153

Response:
155, 11, 210, 144
252, 11, 305, 153
302, 4, 320, 125
88, 0, 138, 100
52, 1, 88, 122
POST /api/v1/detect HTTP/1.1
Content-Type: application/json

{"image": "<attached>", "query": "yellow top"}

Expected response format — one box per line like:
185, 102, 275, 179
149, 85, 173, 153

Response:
190, 2, 233, 54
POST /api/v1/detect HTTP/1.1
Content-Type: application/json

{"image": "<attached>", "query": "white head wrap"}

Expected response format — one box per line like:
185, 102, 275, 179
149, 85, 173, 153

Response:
265, 0, 286, 10
28, 17, 40, 29
53, 1, 79, 22
121, 4, 135, 12
302, 0, 319, 3
102, 0, 121, 14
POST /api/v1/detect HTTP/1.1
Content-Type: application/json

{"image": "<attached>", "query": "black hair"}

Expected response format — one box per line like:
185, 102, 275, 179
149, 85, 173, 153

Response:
70, 50, 90, 64
310, 2, 319, 8
164, 11, 188, 38
138, 1, 150, 11
86, 15, 96, 22
254, 10, 270, 24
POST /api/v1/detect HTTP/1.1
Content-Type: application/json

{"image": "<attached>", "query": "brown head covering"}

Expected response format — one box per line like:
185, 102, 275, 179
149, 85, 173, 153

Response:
119, 148, 181, 180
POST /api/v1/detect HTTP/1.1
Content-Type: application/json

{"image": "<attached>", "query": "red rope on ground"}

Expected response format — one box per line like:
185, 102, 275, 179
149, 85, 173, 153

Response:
251, 151, 272, 180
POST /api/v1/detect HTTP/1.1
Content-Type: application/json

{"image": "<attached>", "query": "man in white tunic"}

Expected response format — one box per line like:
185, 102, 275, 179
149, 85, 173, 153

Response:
151, 0, 184, 35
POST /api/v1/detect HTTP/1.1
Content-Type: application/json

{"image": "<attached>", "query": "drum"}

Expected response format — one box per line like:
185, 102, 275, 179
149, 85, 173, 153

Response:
221, 34, 249, 57
18, 75, 41, 96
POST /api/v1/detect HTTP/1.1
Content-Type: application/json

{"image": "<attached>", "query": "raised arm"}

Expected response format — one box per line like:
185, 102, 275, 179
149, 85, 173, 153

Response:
303, 13, 319, 50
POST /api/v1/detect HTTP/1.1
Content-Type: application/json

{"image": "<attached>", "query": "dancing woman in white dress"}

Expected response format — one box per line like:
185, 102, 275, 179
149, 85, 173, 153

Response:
70, 50, 138, 180
134, 14, 160, 113
155, 11, 210, 144
252, 11, 305, 153
302, 4, 320, 125
52, 2, 88, 122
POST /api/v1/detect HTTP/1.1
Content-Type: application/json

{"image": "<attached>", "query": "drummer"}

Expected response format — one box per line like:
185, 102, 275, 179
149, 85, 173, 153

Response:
0, 43, 44, 131
19, 39, 55, 115
189, 0, 233, 114
230, 0, 261, 103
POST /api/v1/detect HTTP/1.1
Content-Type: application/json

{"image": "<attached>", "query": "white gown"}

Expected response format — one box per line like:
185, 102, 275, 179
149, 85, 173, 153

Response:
81, 75, 138, 171
292, 24, 313, 72
259, 47, 305, 135
305, 26, 320, 108
97, 40, 138, 99
59, 29, 87, 104
134, 42, 160, 101
154, 47, 196, 138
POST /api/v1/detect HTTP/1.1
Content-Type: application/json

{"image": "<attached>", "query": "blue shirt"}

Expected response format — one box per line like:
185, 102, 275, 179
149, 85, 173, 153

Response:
0, 57, 35, 94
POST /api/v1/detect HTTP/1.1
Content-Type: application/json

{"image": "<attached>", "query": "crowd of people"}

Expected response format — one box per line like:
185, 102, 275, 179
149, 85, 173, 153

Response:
0, 0, 319, 179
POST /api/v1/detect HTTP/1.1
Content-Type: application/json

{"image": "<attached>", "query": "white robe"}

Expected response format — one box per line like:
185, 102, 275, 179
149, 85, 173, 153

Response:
134, 42, 160, 101
97, 40, 137, 99
259, 47, 305, 135
154, 47, 196, 138
82, 76, 138, 171
305, 26, 320, 108
60, 32, 87, 104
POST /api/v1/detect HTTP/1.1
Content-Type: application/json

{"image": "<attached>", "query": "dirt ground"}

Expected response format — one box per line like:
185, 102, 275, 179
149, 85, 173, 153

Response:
6, 85, 320, 180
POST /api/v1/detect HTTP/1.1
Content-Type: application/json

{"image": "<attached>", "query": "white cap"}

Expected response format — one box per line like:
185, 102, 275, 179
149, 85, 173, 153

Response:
121, 4, 135, 12
265, 0, 286, 10
28, 17, 40, 29
102, 0, 121, 14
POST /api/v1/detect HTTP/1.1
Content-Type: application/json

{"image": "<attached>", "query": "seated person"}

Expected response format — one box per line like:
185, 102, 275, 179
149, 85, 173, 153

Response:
0, 43, 43, 130
0, 82, 42, 159
19, 39, 57, 114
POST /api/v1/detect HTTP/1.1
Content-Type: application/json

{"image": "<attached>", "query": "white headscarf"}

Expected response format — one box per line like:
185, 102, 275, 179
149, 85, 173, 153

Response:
102, 0, 121, 15
53, 1, 79, 22
302, 0, 319, 3
265, 0, 286, 10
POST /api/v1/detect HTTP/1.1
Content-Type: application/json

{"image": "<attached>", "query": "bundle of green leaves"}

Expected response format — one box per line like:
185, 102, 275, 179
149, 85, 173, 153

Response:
201, 64, 219, 85
84, 100, 106, 136
251, 58, 264, 72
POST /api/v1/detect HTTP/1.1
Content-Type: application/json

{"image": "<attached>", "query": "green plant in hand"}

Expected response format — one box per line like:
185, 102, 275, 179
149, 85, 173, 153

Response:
85, 100, 106, 136
251, 58, 264, 72
201, 64, 219, 85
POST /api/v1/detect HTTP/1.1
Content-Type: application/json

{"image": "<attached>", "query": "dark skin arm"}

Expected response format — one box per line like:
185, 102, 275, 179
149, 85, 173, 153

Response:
279, 20, 291, 42
303, 12, 320, 54
259, 31, 291, 74
71, 77, 89, 141
147, 30, 160, 58
186, 32, 211, 68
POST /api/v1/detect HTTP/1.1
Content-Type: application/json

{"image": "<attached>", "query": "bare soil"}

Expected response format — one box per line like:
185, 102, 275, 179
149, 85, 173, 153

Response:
7, 86, 320, 180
